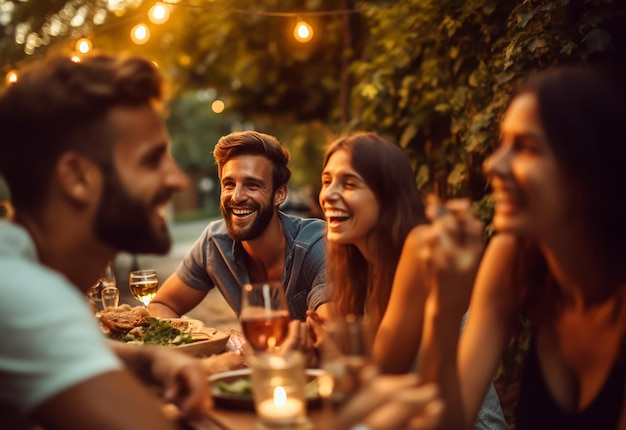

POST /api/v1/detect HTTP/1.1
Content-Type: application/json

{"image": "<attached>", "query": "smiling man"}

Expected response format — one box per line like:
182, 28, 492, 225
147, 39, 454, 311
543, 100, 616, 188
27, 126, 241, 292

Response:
149, 131, 329, 322
0, 53, 210, 430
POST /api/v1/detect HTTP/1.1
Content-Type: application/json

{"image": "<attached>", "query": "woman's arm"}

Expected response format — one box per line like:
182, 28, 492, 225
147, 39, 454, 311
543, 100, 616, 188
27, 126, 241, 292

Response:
419, 234, 519, 429
374, 224, 431, 373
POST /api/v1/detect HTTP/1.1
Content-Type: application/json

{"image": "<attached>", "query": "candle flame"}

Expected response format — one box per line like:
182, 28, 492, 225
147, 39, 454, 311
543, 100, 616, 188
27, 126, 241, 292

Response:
273, 386, 287, 407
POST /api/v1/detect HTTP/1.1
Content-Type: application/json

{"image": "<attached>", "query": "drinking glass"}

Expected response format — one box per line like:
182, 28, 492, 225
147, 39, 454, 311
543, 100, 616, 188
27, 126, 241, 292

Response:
87, 264, 117, 311
240, 281, 290, 351
129, 269, 159, 306
101, 285, 120, 308
319, 314, 373, 410
100, 264, 119, 309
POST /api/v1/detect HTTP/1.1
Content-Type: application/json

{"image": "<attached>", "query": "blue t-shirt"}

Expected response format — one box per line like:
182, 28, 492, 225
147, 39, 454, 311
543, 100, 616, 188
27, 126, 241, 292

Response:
176, 212, 328, 320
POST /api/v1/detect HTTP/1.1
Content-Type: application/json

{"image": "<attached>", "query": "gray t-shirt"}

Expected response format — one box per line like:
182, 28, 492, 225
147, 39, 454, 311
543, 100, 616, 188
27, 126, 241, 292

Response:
176, 211, 328, 320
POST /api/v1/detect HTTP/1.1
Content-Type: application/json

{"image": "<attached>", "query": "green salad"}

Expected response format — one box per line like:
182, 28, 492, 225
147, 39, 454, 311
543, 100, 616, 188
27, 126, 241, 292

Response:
214, 375, 320, 398
121, 317, 195, 346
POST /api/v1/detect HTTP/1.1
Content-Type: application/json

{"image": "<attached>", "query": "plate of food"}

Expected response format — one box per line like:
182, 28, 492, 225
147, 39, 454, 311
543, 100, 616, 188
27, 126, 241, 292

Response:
98, 304, 230, 357
209, 368, 325, 410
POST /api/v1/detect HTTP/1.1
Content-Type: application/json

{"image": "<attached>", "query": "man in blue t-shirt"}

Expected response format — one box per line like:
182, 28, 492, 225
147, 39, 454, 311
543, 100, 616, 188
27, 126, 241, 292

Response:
149, 131, 329, 321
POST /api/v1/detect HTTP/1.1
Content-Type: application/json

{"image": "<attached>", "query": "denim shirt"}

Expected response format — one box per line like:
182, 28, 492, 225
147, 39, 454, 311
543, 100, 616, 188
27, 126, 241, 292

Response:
176, 212, 328, 320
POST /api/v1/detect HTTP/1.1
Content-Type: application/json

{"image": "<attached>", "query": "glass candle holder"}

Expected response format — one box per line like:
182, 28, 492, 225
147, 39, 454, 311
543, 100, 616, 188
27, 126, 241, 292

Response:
250, 351, 310, 429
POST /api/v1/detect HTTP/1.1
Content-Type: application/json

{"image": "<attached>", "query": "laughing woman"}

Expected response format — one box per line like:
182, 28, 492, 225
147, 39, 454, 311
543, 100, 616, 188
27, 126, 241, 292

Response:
318, 132, 426, 330
314, 132, 508, 429
414, 65, 626, 429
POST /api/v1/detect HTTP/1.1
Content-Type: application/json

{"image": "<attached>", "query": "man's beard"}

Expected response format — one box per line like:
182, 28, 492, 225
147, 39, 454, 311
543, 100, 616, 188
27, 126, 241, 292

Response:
95, 168, 173, 255
222, 197, 275, 241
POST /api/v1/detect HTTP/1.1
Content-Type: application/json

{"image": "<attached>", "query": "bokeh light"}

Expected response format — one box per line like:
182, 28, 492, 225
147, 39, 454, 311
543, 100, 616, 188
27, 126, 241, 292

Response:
6, 70, 18, 85
75, 37, 92, 54
211, 100, 225, 114
149, 3, 170, 25
131, 23, 150, 45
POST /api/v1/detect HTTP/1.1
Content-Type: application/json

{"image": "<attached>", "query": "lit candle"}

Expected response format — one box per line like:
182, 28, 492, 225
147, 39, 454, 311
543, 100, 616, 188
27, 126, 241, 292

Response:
257, 386, 304, 425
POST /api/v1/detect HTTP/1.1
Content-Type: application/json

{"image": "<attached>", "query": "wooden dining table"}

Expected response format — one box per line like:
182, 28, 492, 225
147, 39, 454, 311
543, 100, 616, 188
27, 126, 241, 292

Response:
183, 405, 327, 430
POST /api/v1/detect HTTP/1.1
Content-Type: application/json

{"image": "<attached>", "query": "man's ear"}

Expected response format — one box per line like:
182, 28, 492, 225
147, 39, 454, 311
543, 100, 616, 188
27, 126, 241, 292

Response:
273, 184, 288, 207
55, 152, 102, 205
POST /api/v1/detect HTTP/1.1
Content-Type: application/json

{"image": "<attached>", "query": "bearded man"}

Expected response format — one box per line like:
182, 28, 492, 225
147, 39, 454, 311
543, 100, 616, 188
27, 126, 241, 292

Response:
0, 53, 209, 429
149, 131, 329, 321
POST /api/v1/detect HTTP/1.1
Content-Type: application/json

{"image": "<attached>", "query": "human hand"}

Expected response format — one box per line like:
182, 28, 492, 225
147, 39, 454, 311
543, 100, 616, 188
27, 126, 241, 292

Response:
141, 345, 212, 418
420, 197, 485, 315
306, 309, 326, 349
332, 367, 443, 430
274, 319, 321, 367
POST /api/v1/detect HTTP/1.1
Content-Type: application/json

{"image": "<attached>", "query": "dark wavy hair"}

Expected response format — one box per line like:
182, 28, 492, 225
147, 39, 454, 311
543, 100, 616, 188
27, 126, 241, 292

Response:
323, 132, 427, 329
213, 131, 291, 193
513, 65, 626, 321
0, 53, 163, 213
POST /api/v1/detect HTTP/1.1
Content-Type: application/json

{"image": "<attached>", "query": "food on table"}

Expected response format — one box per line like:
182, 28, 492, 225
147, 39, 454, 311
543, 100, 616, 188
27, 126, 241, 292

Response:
99, 304, 151, 333
98, 304, 218, 347
201, 352, 246, 375
215, 377, 253, 396
212, 371, 320, 399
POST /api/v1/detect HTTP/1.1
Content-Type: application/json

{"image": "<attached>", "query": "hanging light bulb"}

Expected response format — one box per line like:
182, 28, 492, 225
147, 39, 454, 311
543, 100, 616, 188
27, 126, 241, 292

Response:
75, 37, 92, 54
131, 23, 150, 45
293, 20, 313, 43
149, 2, 170, 25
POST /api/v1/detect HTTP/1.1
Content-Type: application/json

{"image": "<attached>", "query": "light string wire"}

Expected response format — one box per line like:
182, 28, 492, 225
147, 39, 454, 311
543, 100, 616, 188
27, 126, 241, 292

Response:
2, 2, 360, 76
162, 0, 360, 17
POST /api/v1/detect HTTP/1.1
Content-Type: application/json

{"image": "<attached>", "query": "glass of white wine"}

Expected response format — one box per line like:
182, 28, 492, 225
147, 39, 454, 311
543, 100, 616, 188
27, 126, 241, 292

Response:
129, 269, 159, 307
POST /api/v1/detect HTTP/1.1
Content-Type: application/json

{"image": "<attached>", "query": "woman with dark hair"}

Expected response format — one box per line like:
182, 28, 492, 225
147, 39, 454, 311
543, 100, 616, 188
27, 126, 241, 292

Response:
313, 132, 508, 429
318, 132, 427, 329
414, 65, 626, 429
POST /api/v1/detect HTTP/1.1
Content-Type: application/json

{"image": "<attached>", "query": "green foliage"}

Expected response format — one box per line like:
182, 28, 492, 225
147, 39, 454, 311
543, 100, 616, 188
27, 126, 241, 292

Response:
351, 0, 626, 224
165, 90, 235, 173
3, 0, 625, 227
180, 0, 356, 123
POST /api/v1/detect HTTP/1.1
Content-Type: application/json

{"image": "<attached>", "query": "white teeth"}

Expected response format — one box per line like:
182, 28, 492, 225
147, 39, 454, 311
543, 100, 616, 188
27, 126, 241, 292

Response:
325, 209, 350, 219
232, 208, 254, 216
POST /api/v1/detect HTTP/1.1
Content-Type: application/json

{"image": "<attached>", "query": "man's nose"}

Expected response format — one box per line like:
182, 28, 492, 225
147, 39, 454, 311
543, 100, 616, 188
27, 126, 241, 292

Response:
166, 156, 189, 191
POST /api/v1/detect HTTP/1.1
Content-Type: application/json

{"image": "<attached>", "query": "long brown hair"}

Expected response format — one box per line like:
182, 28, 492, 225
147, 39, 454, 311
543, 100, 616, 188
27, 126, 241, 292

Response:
323, 132, 426, 329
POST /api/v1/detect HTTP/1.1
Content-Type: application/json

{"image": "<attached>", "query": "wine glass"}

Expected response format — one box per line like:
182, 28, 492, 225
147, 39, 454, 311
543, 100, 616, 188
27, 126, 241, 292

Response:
240, 281, 290, 351
129, 269, 159, 307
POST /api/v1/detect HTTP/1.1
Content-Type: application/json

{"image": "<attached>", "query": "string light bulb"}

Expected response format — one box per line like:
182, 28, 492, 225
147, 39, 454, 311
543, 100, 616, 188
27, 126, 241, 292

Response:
293, 20, 313, 43
75, 38, 92, 54
149, 2, 170, 25
130, 23, 150, 45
